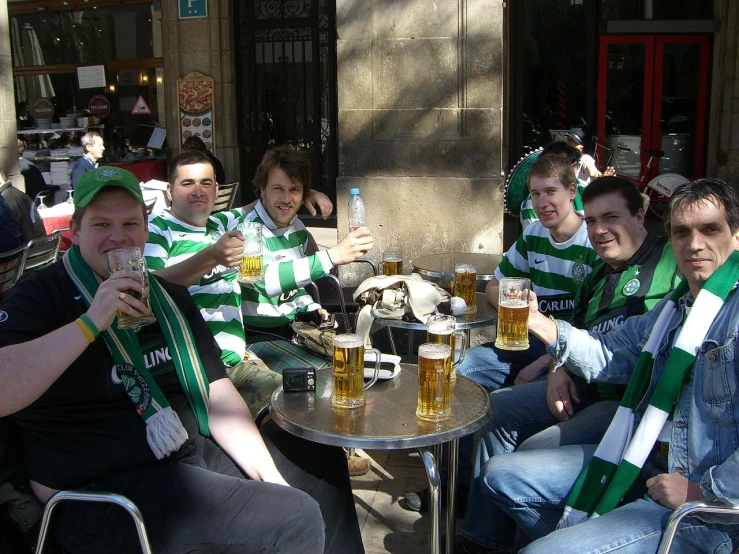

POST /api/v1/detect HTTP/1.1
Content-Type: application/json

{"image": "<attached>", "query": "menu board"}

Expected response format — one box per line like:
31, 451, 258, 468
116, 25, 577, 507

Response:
177, 71, 215, 153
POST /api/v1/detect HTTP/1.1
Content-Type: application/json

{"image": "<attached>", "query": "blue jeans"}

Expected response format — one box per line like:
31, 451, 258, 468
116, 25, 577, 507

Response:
481, 445, 739, 553
461, 380, 619, 550
455, 337, 548, 390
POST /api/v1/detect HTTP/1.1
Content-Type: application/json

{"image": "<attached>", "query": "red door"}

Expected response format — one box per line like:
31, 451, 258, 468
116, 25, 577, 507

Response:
596, 35, 709, 182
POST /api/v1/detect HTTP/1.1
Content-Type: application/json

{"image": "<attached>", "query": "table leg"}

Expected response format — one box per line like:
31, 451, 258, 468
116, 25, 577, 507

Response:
419, 445, 443, 554
447, 439, 459, 554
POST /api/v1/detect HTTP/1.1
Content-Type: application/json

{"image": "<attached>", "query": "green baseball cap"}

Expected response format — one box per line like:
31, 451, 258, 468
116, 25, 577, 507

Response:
74, 166, 143, 208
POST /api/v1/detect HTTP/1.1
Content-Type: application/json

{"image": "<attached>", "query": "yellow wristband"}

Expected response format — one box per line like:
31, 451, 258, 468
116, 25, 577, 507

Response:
75, 317, 96, 344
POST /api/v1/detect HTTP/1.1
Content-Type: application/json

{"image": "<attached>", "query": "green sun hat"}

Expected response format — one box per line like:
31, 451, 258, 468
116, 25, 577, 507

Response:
74, 166, 143, 208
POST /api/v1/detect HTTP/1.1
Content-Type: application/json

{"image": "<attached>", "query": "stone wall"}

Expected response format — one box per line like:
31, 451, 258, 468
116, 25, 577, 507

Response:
160, 0, 239, 184
335, 0, 504, 284
0, 0, 21, 189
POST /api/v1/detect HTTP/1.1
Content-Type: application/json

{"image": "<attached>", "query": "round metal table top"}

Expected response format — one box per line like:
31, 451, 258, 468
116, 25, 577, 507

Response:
371, 293, 497, 331
412, 252, 503, 281
269, 364, 492, 450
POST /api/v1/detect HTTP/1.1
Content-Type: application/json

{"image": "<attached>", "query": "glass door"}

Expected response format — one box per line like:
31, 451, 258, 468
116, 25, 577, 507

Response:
597, 35, 709, 182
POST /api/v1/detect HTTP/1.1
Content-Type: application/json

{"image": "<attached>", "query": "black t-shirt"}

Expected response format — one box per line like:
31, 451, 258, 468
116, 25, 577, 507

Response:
0, 261, 227, 490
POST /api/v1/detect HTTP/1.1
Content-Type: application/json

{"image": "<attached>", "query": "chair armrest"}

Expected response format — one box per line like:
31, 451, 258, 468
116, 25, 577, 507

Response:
657, 500, 739, 554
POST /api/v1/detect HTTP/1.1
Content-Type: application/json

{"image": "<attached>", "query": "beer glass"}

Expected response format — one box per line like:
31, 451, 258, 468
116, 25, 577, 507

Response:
331, 334, 382, 409
495, 277, 531, 351
106, 247, 157, 330
416, 343, 453, 422
382, 251, 403, 276
426, 314, 467, 384
236, 221, 264, 284
454, 262, 477, 313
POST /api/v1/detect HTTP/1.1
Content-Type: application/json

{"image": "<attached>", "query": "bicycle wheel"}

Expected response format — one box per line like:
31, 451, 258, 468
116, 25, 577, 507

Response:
643, 173, 689, 219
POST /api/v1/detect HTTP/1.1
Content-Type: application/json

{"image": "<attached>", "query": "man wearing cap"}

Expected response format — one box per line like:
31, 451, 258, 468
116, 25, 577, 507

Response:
566, 127, 606, 184
0, 166, 330, 552
70, 131, 105, 189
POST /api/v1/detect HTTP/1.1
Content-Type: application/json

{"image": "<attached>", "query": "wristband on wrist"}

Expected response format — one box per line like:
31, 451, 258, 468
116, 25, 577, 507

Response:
75, 318, 96, 344
79, 314, 100, 337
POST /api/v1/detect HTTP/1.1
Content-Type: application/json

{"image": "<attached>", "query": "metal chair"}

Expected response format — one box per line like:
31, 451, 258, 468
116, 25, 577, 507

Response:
35, 491, 153, 554
0, 245, 28, 294
211, 182, 240, 213
657, 500, 739, 554
20, 231, 63, 273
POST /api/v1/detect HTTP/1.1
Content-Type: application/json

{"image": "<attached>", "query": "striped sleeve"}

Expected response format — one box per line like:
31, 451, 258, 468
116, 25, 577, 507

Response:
263, 250, 333, 297
495, 234, 531, 281
145, 216, 172, 270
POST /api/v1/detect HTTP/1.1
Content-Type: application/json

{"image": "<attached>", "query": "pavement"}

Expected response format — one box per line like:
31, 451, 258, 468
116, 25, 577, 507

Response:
350, 448, 443, 554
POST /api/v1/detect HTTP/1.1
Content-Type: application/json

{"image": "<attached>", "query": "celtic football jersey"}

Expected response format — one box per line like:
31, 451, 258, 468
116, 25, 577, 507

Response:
145, 209, 248, 367
495, 220, 598, 318
572, 233, 681, 400
240, 201, 333, 330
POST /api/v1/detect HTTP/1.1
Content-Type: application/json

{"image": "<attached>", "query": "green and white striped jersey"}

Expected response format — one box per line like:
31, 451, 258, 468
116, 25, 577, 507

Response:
241, 201, 333, 329
144, 208, 247, 367
495, 220, 598, 318
519, 180, 587, 230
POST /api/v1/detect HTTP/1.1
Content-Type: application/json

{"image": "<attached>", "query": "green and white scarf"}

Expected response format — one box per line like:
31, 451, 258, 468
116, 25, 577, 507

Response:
559, 250, 739, 528
63, 246, 211, 460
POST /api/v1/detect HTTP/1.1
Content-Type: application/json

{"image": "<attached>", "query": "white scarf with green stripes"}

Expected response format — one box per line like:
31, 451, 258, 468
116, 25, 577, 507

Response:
559, 250, 739, 528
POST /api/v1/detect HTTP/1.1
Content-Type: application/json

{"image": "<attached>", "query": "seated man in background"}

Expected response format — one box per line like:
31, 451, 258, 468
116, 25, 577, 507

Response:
145, 150, 333, 417
240, 147, 373, 372
460, 176, 680, 554
0, 169, 45, 245
0, 167, 331, 553
17, 139, 57, 206
481, 178, 739, 553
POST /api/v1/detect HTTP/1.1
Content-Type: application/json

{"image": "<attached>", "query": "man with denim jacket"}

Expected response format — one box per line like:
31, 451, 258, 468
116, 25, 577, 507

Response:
481, 178, 739, 554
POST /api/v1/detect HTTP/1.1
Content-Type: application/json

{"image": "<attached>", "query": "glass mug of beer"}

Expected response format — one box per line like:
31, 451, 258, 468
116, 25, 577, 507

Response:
426, 314, 467, 384
106, 247, 157, 330
454, 262, 477, 313
382, 251, 403, 276
331, 334, 382, 409
236, 221, 264, 284
416, 343, 453, 422
495, 277, 531, 351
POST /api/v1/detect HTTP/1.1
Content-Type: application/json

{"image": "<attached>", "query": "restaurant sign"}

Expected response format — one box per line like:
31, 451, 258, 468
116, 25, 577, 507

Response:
88, 95, 111, 118
30, 98, 54, 120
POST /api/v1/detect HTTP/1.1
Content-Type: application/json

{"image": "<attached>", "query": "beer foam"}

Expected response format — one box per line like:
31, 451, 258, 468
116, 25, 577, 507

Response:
455, 264, 476, 273
428, 321, 453, 334
384, 257, 402, 262
333, 333, 364, 348
499, 299, 528, 308
418, 343, 452, 359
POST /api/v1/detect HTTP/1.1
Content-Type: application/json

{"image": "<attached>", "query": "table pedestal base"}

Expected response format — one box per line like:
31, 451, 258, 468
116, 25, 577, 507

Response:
419, 439, 459, 554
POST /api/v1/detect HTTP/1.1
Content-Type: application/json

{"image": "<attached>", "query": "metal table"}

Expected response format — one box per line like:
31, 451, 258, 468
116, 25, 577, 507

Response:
412, 252, 503, 285
373, 292, 497, 359
270, 364, 492, 554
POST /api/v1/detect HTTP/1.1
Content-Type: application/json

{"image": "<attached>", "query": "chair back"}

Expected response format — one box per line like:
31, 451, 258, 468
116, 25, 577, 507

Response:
0, 246, 27, 294
211, 182, 240, 213
21, 231, 63, 273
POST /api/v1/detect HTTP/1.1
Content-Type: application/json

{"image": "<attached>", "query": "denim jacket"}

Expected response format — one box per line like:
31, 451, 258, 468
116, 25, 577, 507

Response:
548, 287, 739, 506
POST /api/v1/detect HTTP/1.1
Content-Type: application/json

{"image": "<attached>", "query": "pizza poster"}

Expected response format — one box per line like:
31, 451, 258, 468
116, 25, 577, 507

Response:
177, 71, 215, 153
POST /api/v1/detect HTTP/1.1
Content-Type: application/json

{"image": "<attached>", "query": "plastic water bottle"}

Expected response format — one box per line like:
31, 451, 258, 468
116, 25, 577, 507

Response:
347, 188, 367, 232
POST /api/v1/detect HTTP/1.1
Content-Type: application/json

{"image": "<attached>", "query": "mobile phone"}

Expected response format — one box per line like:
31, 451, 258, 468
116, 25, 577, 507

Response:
318, 314, 336, 330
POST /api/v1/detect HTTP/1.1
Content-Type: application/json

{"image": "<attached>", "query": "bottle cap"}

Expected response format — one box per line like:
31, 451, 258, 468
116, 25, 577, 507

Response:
349, 188, 360, 195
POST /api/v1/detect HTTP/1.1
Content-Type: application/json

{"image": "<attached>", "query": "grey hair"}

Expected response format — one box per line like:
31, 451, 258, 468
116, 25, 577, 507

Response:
665, 178, 739, 235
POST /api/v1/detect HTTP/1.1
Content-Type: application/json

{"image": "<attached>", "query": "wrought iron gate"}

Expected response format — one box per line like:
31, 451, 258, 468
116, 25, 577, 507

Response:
235, 0, 337, 218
